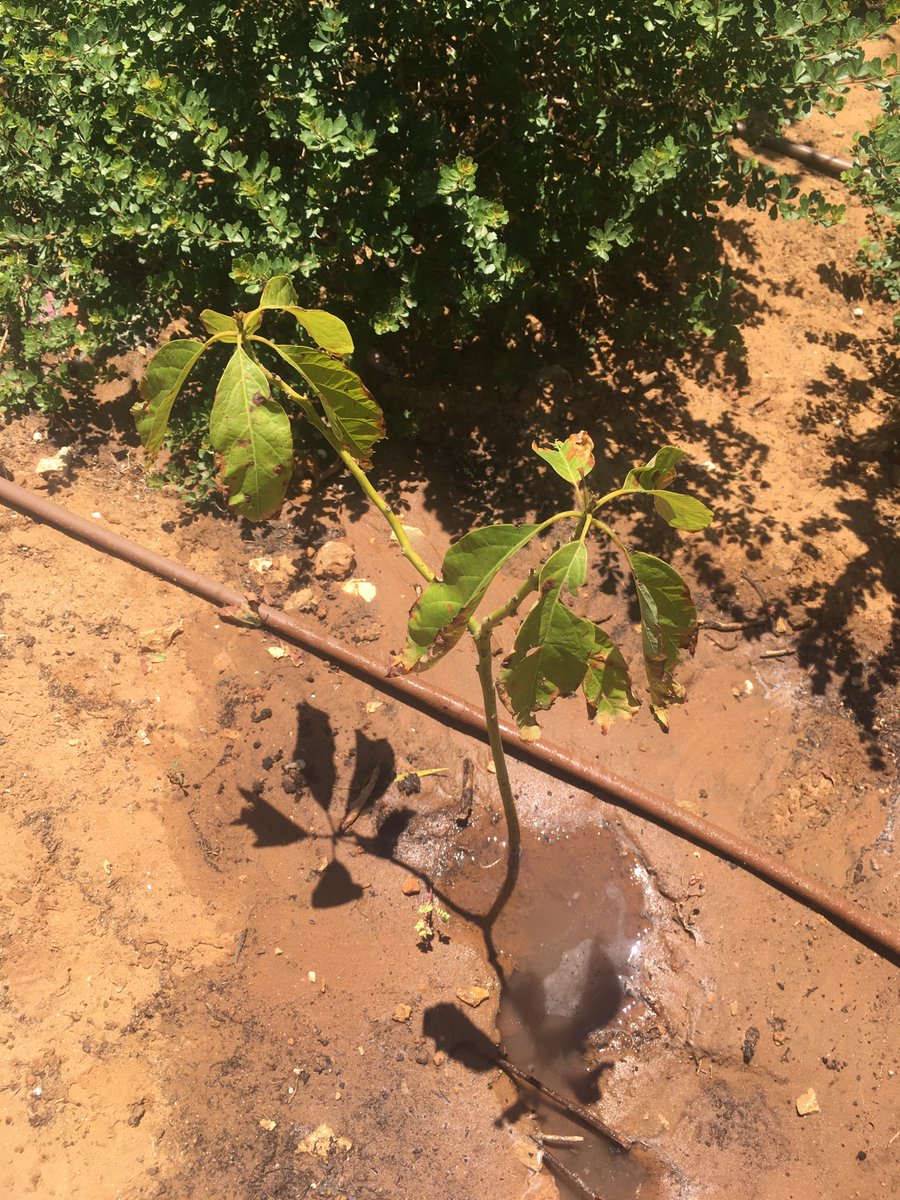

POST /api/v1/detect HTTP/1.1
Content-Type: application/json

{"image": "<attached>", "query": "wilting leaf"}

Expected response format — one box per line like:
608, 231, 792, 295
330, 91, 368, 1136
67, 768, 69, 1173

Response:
622, 446, 687, 492
217, 602, 262, 627
532, 430, 595, 484
651, 490, 714, 531
133, 339, 207, 457
397, 524, 541, 671
497, 540, 594, 738
582, 625, 640, 731
629, 551, 698, 726
267, 344, 384, 461
259, 275, 299, 308
210, 346, 293, 520
200, 309, 238, 337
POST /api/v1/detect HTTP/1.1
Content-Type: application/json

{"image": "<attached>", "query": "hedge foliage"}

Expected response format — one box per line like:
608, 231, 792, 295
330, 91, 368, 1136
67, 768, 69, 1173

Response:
0, 1, 894, 409
848, 72, 900, 335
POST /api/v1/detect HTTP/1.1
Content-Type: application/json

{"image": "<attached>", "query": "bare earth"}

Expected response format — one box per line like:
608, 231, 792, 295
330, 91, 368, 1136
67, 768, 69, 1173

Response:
1, 49, 897, 1200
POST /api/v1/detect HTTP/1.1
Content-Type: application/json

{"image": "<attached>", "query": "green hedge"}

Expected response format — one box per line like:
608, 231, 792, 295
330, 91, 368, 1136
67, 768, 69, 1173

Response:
0, 1, 891, 409
848, 72, 900, 336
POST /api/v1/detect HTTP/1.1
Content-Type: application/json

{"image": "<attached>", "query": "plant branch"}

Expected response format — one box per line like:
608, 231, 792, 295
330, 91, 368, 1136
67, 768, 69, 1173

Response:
477, 569, 539, 639
592, 517, 632, 563
259, 356, 437, 584
473, 627, 521, 919
337, 446, 437, 583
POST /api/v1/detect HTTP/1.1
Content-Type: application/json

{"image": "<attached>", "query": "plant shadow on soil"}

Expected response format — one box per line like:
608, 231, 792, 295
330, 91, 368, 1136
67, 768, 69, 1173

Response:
225, 697, 658, 1198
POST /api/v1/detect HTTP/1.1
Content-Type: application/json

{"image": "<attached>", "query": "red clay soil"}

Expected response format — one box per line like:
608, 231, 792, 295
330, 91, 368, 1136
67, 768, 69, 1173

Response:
1, 42, 898, 1200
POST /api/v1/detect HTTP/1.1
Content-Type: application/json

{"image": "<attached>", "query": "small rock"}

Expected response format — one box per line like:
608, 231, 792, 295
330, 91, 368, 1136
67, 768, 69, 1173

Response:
742, 1026, 760, 1065
341, 578, 377, 603
389, 524, 425, 544
35, 446, 73, 477
283, 586, 318, 614
139, 619, 184, 654
796, 1088, 820, 1116
433, 1051, 447, 1066
457, 986, 491, 1008
414, 1046, 430, 1065
314, 540, 356, 580
127, 1101, 146, 1128
392, 1003, 412, 1023
535, 364, 572, 385
513, 1136, 541, 1171
296, 1122, 351, 1157
401, 875, 421, 896
259, 1118, 277, 1132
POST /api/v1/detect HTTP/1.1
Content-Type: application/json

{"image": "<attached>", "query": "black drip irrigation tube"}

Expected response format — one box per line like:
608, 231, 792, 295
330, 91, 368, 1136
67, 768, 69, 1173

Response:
732, 121, 856, 179
1, 474, 898, 965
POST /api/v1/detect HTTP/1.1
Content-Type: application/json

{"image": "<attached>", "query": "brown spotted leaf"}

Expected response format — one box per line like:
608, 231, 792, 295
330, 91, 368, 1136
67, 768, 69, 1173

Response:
209, 346, 293, 520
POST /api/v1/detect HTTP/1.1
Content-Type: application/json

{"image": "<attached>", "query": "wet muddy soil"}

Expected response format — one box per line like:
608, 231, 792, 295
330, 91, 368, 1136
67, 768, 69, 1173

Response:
1, 43, 899, 1200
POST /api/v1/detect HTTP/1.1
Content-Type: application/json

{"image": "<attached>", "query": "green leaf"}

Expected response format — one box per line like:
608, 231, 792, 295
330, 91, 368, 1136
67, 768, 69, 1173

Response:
539, 539, 588, 594
622, 446, 687, 492
396, 524, 542, 672
200, 309, 238, 336
651, 490, 714, 530
259, 275, 298, 308
497, 540, 594, 739
209, 346, 293, 521
133, 338, 207, 458
582, 625, 640, 732
267, 343, 385, 462
532, 431, 595, 484
629, 552, 698, 727
282, 308, 354, 355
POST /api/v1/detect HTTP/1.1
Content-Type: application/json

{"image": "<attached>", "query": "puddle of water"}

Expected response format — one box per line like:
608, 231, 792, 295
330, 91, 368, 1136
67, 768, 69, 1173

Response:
453, 822, 654, 1199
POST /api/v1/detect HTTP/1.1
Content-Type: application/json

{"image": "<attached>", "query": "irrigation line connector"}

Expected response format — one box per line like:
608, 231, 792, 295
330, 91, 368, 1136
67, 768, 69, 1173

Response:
1, 475, 897, 965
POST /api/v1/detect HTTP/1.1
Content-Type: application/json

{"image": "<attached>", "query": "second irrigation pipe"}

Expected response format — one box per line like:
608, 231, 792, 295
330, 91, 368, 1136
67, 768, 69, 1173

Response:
1, 475, 897, 964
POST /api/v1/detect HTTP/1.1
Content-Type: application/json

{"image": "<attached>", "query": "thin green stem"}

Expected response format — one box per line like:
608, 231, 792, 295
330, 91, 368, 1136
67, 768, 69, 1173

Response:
591, 486, 631, 512
335, 447, 436, 583
474, 628, 521, 878
593, 517, 632, 563
476, 569, 539, 640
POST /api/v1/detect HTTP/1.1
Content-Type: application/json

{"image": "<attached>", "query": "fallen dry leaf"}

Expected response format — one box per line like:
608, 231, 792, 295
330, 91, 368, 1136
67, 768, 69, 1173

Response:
339, 765, 381, 831
267, 645, 287, 659
259, 1118, 277, 1131
139, 619, 184, 653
